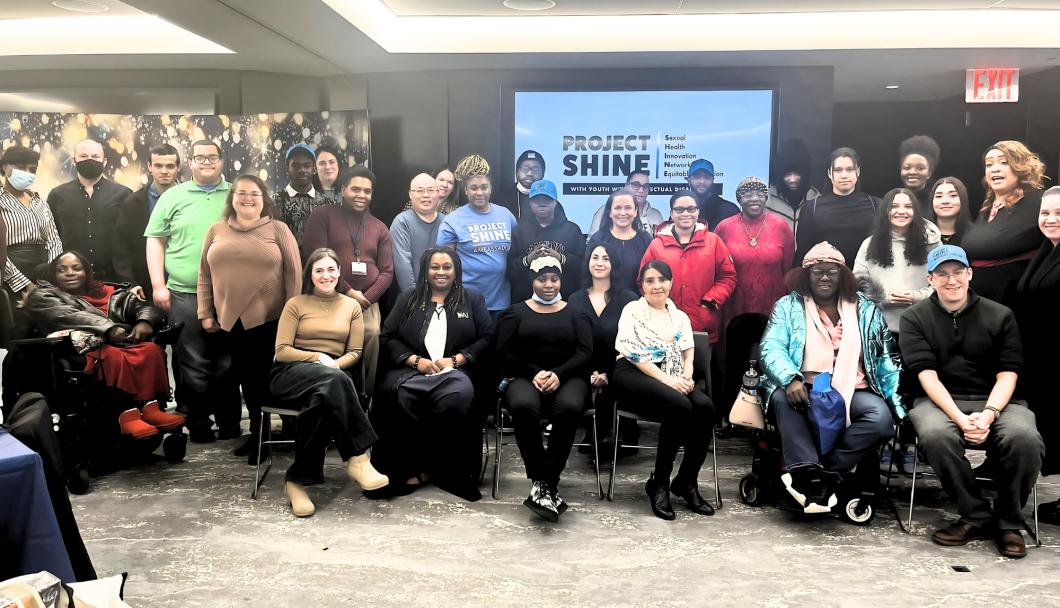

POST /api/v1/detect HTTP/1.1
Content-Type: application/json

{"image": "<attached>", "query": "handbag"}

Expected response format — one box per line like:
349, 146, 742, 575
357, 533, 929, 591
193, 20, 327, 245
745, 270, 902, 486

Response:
807, 372, 846, 456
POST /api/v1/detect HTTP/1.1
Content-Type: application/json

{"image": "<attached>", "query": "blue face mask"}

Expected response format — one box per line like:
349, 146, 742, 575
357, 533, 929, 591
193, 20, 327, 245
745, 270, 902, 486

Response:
7, 168, 35, 191
532, 292, 562, 305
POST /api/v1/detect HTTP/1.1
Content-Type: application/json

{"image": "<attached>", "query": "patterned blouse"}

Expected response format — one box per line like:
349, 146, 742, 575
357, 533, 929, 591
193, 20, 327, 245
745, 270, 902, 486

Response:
1, 189, 63, 292
615, 297, 694, 378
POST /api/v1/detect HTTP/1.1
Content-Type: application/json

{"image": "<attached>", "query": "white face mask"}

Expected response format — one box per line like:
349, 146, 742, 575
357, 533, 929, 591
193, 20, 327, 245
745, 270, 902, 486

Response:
7, 168, 35, 191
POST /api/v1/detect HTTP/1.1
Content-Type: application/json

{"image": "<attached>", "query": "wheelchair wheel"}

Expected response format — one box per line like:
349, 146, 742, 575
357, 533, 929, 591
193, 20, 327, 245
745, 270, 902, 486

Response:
739, 474, 764, 506
67, 464, 91, 495
162, 433, 187, 464
841, 496, 875, 525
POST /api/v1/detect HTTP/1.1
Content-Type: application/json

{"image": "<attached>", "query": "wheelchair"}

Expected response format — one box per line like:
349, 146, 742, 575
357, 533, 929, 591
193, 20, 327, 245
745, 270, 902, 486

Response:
0, 286, 187, 494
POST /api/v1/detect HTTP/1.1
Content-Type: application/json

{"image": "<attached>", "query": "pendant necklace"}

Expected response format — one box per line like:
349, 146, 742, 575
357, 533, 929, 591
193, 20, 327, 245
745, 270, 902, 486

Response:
741, 216, 766, 247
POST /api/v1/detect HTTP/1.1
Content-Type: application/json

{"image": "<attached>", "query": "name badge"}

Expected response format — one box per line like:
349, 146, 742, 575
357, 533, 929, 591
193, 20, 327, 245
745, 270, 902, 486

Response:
456, 311, 470, 319
351, 261, 368, 276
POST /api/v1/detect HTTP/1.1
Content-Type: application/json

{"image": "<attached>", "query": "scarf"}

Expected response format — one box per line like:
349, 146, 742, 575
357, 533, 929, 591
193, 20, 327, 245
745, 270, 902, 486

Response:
802, 296, 861, 426
615, 298, 692, 378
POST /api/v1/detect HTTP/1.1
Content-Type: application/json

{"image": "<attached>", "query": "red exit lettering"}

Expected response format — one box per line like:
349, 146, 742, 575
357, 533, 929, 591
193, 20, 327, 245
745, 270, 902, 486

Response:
966, 68, 1020, 103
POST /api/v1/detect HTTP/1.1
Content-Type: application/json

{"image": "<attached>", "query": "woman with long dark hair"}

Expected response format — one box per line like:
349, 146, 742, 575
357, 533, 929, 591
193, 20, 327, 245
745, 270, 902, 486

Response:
587, 187, 653, 294
930, 177, 973, 246
269, 247, 389, 517
611, 260, 716, 520
198, 174, 302, 460
853, 187, 940, 333
25, 250, 183, 437
962, 140, 1046, 305
760, 242, 902, 513
371, 247, 494, 500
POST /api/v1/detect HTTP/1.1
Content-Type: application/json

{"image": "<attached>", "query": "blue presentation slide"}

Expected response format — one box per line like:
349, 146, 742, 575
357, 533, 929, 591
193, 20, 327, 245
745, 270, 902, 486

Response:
514, 90, 774, 232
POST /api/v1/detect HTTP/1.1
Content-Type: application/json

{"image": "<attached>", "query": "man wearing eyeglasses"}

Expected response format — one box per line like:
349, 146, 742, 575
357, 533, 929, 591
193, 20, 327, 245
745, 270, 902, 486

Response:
274, 143, 333, 256
46, 138, 133, 281
588, 169, 665, 237
900, 245, 1044, 559
391, 172, 445, 292
144, 139, 238, 443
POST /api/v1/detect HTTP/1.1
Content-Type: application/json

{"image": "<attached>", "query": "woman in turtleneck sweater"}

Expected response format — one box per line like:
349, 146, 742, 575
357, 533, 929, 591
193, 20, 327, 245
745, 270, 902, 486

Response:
961, 140, 1046, 306
198, 174, 302, 460
269, 247, 389, 517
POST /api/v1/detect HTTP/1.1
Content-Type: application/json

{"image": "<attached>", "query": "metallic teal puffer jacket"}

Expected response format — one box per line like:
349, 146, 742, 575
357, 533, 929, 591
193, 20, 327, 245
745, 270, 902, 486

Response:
759, 292, 905, 419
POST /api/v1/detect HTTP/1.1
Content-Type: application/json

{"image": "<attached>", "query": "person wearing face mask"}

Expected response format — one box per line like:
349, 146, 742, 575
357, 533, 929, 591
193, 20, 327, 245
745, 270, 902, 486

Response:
897, 135, 941, 219
114, 144, 180, 302
1015, 187, 1060, 519
794, 147, 880, 268
436, 154, 517, 315
929, 177, 973, 246
495, 253, 592, 521
391, 173, 446, 293
508, 179, 584, 303
46, 139, 132, 282
766, 139, 819, 231
274, 143, 334, 257
511, 149, 545, 219
0, 146, 62, 299
853, 187, 940, 334
304, 166, 393, 403
197, 175, 302, 463
961, 140, 1046, 307
370, 247, 494, 501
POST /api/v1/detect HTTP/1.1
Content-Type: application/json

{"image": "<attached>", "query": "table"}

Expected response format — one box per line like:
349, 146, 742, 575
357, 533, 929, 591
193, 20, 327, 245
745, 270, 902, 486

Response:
0, 428, 75, 583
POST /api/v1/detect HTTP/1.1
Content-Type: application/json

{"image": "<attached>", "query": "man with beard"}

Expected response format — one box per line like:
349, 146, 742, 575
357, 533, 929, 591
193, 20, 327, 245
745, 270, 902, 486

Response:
274, 143, 334, 255
766, 139, 819, 232
686, 158, 740, 231
511, 149, 546, 219
47, 138, 132, 280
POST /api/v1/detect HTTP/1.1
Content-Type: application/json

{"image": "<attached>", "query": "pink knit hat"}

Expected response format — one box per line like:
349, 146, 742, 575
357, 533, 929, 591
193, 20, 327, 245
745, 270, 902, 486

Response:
801, 241, 846, 268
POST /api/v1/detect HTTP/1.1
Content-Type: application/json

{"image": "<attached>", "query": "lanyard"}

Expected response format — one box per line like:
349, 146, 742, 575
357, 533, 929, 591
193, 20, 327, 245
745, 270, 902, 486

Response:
343, 210, 368, 260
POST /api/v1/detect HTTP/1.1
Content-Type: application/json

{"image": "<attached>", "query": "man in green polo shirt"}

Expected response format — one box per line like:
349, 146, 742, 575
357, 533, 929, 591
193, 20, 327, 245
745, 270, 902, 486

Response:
145, 139, 236, 443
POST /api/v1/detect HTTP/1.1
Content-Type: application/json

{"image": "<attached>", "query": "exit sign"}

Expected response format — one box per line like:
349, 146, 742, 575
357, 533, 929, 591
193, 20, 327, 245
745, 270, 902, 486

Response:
965, 68, 1019, 103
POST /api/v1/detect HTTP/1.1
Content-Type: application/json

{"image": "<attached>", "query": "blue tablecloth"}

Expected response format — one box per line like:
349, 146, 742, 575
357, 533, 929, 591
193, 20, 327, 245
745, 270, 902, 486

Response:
0, 428, 75, 583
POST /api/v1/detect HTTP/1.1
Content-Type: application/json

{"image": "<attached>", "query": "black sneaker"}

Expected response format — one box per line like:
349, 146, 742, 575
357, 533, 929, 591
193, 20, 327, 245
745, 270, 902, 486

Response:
781, 466, 836, 514
549, 485, 569, 516
523, 481, 559, 522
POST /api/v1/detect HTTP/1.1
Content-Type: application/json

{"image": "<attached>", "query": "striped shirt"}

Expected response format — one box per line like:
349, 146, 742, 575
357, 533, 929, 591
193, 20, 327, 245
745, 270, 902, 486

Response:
1, 190, 63, 292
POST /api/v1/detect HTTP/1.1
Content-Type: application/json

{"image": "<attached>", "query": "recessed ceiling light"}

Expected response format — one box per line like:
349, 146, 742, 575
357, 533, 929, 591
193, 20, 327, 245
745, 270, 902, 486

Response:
885, 84, 901, 89
52, 0, 109, 13
503, 0, 556, 11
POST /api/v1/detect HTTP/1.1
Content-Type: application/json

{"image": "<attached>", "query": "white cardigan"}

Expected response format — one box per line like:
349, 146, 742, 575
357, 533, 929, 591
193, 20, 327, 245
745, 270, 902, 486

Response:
852, 221, 941, 332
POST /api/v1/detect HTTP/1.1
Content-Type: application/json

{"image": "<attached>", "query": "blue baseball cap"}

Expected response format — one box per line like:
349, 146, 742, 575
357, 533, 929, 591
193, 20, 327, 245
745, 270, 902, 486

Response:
285, 143, 316, 161
927, 245, 970, 272
688, 159, 715, 177
528, 179, 558, 201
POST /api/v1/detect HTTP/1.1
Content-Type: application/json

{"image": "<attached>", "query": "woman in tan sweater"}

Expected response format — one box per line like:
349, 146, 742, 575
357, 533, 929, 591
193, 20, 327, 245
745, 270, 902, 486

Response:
270, 247, 389, 517
197, 174, 302, 459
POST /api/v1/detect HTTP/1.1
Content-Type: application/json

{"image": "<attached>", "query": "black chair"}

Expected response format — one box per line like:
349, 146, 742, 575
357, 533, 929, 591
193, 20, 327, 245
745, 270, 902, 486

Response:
607, 332, 723, 509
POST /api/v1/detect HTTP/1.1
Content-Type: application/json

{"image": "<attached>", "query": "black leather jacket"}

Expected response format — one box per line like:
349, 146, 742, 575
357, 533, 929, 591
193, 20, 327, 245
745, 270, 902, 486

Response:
25, 283, 164, 338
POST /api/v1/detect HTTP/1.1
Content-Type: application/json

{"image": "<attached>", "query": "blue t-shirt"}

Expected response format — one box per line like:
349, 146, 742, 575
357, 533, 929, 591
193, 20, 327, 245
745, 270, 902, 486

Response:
437, 203, 517, 311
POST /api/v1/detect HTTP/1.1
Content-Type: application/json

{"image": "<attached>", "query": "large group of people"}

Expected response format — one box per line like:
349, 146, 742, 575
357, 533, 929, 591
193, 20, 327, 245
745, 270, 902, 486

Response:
0, 133, 1055, 560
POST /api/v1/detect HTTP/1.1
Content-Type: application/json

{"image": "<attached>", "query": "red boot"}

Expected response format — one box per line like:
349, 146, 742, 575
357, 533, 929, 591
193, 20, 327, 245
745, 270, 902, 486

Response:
119, 408, 159, 439
141, 400, 185, 431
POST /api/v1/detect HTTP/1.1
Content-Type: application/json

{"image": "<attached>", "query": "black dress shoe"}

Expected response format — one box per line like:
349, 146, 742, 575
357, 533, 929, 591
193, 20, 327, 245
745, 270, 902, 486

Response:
188, 426, 216, 444
645, 474, 675, 520
670, 479, 715, 516
523, 481, 559, 522
232, 435, 258, 457
218, 426, 243, 441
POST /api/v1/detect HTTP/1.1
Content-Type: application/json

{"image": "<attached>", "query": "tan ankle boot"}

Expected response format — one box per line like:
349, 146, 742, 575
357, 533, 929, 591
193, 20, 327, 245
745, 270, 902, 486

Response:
346, 454, 389, 490
285, 481, 315, 517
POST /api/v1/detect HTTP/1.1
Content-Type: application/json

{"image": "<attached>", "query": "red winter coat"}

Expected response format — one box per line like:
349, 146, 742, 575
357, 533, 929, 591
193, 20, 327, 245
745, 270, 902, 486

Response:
640, 222, 737, 342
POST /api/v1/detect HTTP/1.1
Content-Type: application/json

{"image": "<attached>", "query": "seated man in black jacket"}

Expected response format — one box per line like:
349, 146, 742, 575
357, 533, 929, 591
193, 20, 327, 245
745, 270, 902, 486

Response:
507, 179, 585, 303
899, 245, 1044, 559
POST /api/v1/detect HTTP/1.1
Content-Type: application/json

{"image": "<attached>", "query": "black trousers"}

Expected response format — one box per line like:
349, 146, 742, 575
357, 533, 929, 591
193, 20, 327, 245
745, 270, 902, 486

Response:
611, 358, 715, 484
507, 377, 589, 487
372, 371, 479, 484
216, 320, 278, 436
169, 291, 240, 431
269, 361, 377, 485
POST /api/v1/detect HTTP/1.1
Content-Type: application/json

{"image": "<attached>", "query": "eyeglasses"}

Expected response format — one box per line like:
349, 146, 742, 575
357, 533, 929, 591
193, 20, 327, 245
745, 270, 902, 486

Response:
931, 268, 969, 281
671, 206, 698, 214
810, 268, 840, 279
410, 188, 437, 196
628, 181, 649, 191
192, 155, 221, 164
235, 191, 262, 198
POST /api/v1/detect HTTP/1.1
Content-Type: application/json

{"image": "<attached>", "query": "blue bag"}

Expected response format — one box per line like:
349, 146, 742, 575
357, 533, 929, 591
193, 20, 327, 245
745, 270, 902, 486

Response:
808, 372, 846, 456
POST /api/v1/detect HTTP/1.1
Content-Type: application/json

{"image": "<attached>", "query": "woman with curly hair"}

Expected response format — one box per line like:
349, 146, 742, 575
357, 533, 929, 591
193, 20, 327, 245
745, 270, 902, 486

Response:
436, 154, 518, 314
853, 187, 940, 334
961, 140, 1046, 305
897, 135, 941, 218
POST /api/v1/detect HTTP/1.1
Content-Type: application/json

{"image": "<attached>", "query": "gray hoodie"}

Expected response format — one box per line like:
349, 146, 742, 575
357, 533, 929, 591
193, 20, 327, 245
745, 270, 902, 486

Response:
852, 220, 942, 332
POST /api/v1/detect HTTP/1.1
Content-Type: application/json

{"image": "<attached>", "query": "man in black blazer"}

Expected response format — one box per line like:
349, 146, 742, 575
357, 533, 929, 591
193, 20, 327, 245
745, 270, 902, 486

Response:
114, 144, 180, 301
